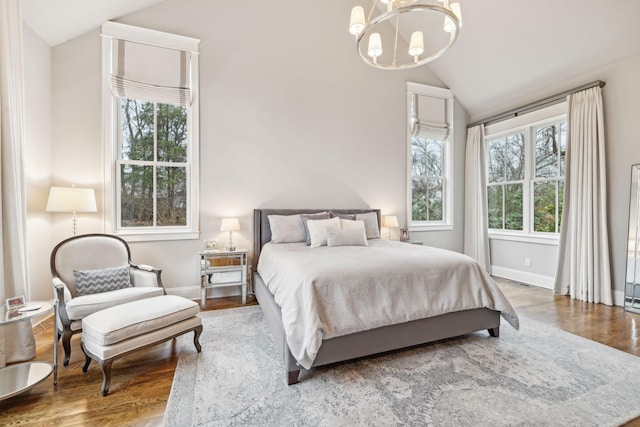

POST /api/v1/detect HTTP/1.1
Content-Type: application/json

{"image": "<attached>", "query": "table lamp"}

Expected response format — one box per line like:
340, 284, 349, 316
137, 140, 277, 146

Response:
46, 186, 97, 235
220, 218, 240, 251
382, 215, 399, 240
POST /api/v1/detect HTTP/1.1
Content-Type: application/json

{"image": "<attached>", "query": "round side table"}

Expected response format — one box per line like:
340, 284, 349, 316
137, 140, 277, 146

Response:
0, 301, 56, 401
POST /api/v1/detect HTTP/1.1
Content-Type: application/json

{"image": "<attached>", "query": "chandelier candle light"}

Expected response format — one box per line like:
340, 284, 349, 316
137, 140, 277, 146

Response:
349, 0, 462, 70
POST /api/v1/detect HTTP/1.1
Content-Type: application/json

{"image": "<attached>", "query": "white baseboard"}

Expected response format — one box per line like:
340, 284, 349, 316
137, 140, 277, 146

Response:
492, 265, 625, 307
491, 266, 554, 290
613, 290, 625, 307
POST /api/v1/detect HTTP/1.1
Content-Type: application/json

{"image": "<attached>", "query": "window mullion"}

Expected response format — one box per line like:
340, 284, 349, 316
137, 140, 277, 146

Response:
153, 103, 158, 228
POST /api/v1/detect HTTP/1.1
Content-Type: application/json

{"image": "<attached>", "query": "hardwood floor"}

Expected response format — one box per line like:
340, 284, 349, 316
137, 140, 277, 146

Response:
1, 281, 640, 426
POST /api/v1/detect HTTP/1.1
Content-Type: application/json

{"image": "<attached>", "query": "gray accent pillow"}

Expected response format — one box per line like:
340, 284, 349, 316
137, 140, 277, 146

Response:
330, 211, 356, 220
300, 212, 331, 245
326, 228, 368, 247
73, 265, 132, 296
268, 214, 306, 243
356, 211, 380, 239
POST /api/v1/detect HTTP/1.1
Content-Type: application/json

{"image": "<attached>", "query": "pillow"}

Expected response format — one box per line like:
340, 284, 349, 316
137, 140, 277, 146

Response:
307, 217, 341, 248
327, 228, 368, 247
340, 218, 366, 232
300, 212, 331, 245
355, 212, 381, 239
268, 214, 306, 243
330, 211, 356, 220
73, 265, 132, 296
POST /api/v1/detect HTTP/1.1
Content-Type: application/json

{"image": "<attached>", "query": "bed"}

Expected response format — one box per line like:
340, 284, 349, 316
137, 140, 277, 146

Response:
252, 208, 519, 385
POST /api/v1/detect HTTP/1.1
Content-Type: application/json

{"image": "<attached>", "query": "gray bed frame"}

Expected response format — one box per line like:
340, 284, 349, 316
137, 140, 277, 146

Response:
253, 208, 500, 385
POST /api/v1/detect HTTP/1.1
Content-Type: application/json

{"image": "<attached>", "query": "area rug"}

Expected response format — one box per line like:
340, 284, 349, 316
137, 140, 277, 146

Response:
164, 306, 640, 426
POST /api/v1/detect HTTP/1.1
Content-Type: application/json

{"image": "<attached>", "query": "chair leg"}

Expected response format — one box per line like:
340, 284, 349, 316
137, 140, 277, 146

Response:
193, 325, 203, 353
99, 360, 113, 396
61, 328, 73, 366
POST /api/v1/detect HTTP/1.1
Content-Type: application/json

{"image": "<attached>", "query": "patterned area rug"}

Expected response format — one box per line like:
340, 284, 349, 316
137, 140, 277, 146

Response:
165, 306, 640, 426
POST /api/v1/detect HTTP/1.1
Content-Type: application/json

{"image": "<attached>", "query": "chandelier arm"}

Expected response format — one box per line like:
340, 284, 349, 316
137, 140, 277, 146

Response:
355, 4, 460, 70
392, 13, 399, 66
366, 0, 379, 24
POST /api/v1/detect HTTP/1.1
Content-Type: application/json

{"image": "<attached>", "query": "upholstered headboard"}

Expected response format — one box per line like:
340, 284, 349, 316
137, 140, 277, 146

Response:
252, 208, 381, 271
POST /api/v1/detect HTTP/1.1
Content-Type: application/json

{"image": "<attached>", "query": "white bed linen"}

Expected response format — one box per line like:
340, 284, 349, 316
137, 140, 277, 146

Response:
257, 240, 519, 369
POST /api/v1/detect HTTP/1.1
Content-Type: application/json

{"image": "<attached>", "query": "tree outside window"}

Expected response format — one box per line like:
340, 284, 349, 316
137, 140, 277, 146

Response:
487, 133, 525, 231
411, 137, 444, 222
119, 99, 188, 228
533, 122, 566, 233
486, 119, 566, 235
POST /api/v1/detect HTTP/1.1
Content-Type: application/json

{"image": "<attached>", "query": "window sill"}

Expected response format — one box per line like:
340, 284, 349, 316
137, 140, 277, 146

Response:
114, 230, 200, 242
488, 232, 559, 246
409, 223, 454, 232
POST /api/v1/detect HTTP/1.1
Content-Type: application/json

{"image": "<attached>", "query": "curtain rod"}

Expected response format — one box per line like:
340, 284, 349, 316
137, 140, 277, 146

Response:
467, 80, 606, 129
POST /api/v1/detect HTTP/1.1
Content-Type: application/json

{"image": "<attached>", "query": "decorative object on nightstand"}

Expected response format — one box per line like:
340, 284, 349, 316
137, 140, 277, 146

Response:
382, 215, 399, 240
220, 218, 240, 251
46, 186, 97, 235
399, 228, 410, 242
199, 249, 248, 305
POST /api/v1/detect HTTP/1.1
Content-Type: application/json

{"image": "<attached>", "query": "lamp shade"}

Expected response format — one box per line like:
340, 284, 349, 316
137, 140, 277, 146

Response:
382, 215, 399, 228
368, 33, 383, 58
220, 218, 240, 232
409, 31, 424, 56
46, 187, 97, 213
349, 6, 365, 35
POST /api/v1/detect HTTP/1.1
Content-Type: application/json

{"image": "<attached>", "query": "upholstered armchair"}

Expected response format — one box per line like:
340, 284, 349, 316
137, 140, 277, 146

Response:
50, 233, 166, 366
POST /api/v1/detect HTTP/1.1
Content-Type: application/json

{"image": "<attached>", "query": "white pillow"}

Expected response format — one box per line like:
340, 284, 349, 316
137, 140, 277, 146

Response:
340, 218, 366, 232
268, 214, 305, 243
327, 228, 368, 247
355, 212, 380, 239
307, 217, 341, 248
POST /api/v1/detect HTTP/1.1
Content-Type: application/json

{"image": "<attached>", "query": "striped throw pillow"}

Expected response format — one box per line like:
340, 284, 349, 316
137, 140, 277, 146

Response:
73, 265, 132, 296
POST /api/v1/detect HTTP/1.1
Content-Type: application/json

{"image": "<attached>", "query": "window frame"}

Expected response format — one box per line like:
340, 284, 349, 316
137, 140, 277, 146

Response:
406, 82, 454, 232
484, 103, 567, 243
101, 22, 200, 242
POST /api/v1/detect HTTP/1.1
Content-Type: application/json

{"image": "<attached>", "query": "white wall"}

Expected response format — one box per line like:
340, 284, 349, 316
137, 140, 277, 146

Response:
40, 0, 466, 299
487, 52, 640, 302
23, 24, 53, 300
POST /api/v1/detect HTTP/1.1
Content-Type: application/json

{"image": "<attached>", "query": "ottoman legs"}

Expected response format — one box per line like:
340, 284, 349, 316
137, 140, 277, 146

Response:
81, 324, 203, 396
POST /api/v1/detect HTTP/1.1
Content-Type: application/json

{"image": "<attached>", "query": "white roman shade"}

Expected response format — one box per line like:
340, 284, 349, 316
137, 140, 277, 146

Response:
410, 93, 450, 141
102, 21, 199, 107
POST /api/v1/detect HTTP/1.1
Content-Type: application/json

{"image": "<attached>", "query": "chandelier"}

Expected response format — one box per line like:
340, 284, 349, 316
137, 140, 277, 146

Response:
348, 0, 462, 70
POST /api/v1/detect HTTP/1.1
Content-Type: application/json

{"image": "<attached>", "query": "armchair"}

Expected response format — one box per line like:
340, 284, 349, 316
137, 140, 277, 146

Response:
50, 233, 166, 366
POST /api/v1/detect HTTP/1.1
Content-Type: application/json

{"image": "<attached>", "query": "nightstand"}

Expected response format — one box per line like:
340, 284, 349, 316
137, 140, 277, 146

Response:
199, 249, 248, 306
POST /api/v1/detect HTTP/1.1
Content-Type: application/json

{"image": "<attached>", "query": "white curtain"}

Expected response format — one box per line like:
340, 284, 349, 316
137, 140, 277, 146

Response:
554, 86, 612, 305
0, 0, 35, 366
464, 124, 491, 273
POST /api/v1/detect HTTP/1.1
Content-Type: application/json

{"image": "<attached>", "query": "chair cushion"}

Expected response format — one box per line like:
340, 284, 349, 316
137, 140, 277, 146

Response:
66, 287, 164, 320
82, 295, 200, 346
73, 265, 132, 296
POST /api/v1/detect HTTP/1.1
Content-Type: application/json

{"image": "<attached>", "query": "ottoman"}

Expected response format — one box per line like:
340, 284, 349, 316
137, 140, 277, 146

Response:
81, 295, 202, 396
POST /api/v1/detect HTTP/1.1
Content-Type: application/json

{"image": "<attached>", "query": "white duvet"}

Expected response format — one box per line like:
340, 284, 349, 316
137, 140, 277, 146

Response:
257, 240, 519, 369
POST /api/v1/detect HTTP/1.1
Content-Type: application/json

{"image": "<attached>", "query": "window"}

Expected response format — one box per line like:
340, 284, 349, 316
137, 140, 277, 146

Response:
485, 105, 566, 238
119, 100, 188, 227
407, 83, 454, 231
101, 22, 200, 241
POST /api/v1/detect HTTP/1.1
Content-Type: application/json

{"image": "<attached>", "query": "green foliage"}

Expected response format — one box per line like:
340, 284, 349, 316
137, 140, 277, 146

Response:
120, 99, 188, 227
411, 137, 443, 221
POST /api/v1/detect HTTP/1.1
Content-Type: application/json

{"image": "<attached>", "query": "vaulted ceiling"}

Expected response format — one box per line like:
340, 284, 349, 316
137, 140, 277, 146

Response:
22, 0, 640, 122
